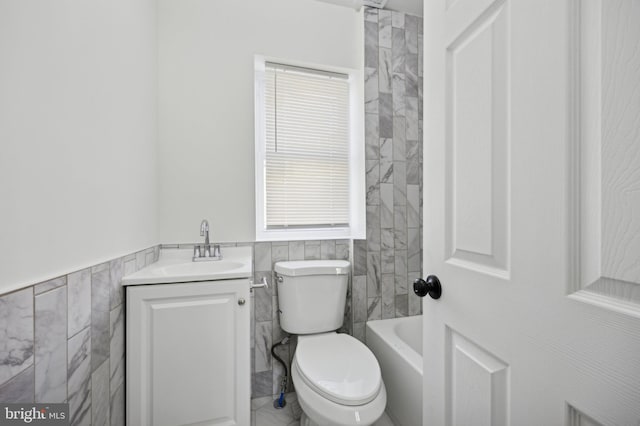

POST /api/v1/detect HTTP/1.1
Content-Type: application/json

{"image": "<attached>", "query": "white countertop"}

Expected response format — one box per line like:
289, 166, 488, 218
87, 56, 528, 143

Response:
122, 246, 253, 285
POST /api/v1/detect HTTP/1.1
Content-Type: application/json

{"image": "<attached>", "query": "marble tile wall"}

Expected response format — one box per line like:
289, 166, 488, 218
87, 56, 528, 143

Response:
354, 7, 424, 337
0, 245, 159, 426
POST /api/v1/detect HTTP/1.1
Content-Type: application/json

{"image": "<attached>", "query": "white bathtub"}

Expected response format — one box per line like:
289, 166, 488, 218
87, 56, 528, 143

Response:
366, 316, 422, 426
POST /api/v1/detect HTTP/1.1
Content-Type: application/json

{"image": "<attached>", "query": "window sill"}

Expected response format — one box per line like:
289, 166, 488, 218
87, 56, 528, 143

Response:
255, 226, 362, 242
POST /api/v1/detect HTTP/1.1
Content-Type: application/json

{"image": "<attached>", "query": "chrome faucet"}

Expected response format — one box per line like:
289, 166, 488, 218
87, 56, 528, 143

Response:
200, 219, 210, 247
193, 219, 222, 261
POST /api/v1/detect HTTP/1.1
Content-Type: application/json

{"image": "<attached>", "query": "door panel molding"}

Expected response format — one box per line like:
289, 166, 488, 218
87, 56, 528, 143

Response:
444, 0, 511, 279
445, 327, 510, 426
568, 0, 640, 318
566, 404, 604, 426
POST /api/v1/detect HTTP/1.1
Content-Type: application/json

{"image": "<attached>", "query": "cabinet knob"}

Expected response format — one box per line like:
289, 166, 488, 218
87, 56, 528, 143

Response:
238, 298, 246, 306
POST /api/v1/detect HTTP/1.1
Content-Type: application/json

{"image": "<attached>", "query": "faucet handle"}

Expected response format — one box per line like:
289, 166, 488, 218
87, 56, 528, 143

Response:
193, 245, 201, 258
213, 244, 221, 258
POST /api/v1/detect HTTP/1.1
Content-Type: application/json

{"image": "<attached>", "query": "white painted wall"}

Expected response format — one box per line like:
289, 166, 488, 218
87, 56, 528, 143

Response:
158, 0, 364, 243
0, 0, 158, 293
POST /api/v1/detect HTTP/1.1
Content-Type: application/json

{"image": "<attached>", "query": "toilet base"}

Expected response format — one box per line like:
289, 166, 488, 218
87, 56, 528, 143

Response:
299, 409, 346, 426
299, 411, 312, 426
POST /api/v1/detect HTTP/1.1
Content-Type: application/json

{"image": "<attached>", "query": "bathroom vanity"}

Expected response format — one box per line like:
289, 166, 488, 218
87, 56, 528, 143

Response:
122, 247, 252, 426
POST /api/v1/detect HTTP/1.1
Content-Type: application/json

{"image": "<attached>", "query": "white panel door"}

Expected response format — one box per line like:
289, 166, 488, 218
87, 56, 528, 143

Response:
423, 0, 640, 425
127, 280, 250, 426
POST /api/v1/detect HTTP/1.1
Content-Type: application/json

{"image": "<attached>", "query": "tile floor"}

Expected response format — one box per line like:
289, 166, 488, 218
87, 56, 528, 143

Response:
251, 393, 397, 426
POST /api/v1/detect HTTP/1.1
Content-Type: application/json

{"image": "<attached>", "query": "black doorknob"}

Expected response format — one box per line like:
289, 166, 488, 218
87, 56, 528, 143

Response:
413, 275, 442, 299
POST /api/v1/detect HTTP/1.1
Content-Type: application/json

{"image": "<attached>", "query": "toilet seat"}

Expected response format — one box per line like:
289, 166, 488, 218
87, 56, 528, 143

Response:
294, 333, 382, 406
292, 345, 387, 426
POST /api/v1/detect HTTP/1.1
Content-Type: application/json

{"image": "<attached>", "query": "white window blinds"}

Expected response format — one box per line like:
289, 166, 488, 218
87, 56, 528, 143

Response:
264, 62, 350, 229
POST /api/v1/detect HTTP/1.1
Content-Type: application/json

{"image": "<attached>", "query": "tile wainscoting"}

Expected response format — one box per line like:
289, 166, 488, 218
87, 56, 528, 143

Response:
0, 240, 353, 422
0, 240, 352, 416
0, 245, 160, 426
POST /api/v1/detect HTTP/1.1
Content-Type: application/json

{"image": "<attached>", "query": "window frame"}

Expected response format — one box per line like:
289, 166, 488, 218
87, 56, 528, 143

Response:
254, 56, 365, 241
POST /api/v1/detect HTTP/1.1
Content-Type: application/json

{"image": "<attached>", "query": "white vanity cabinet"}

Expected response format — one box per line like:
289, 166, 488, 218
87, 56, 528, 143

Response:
126, 279, 250, 426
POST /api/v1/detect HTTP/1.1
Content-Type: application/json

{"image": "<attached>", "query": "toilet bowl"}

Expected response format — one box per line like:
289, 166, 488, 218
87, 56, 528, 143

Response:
292, 333, 387, 426
274, 260, 387, 426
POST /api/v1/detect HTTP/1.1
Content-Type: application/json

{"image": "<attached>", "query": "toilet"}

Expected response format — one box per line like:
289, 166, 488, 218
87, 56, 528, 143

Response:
274, 260, 387, 426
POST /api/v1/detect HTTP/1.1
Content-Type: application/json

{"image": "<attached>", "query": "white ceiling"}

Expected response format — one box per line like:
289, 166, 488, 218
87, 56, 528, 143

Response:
384, 0, 422, 16
314, 0, 422, 17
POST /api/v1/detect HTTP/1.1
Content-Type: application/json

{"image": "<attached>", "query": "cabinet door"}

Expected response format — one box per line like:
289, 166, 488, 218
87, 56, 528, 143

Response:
126, 280, 250, 426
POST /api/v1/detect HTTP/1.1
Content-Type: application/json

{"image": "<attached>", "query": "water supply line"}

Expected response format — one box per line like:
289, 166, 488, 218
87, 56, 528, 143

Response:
271, 336, 290, 409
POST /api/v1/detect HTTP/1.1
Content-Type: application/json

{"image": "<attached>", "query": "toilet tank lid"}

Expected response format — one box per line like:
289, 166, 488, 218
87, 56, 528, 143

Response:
274, 260, 350, 276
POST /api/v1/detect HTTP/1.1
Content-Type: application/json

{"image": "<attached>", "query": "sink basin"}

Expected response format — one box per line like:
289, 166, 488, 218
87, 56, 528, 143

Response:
157, 260, 244, 277
122, 246, 253, 285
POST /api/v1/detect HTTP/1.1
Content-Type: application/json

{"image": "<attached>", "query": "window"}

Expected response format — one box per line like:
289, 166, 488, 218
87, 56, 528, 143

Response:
255, 59, 364, 241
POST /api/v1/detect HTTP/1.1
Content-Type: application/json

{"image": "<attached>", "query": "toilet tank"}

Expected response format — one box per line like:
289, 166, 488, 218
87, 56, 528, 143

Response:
274, 260, 350, 334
